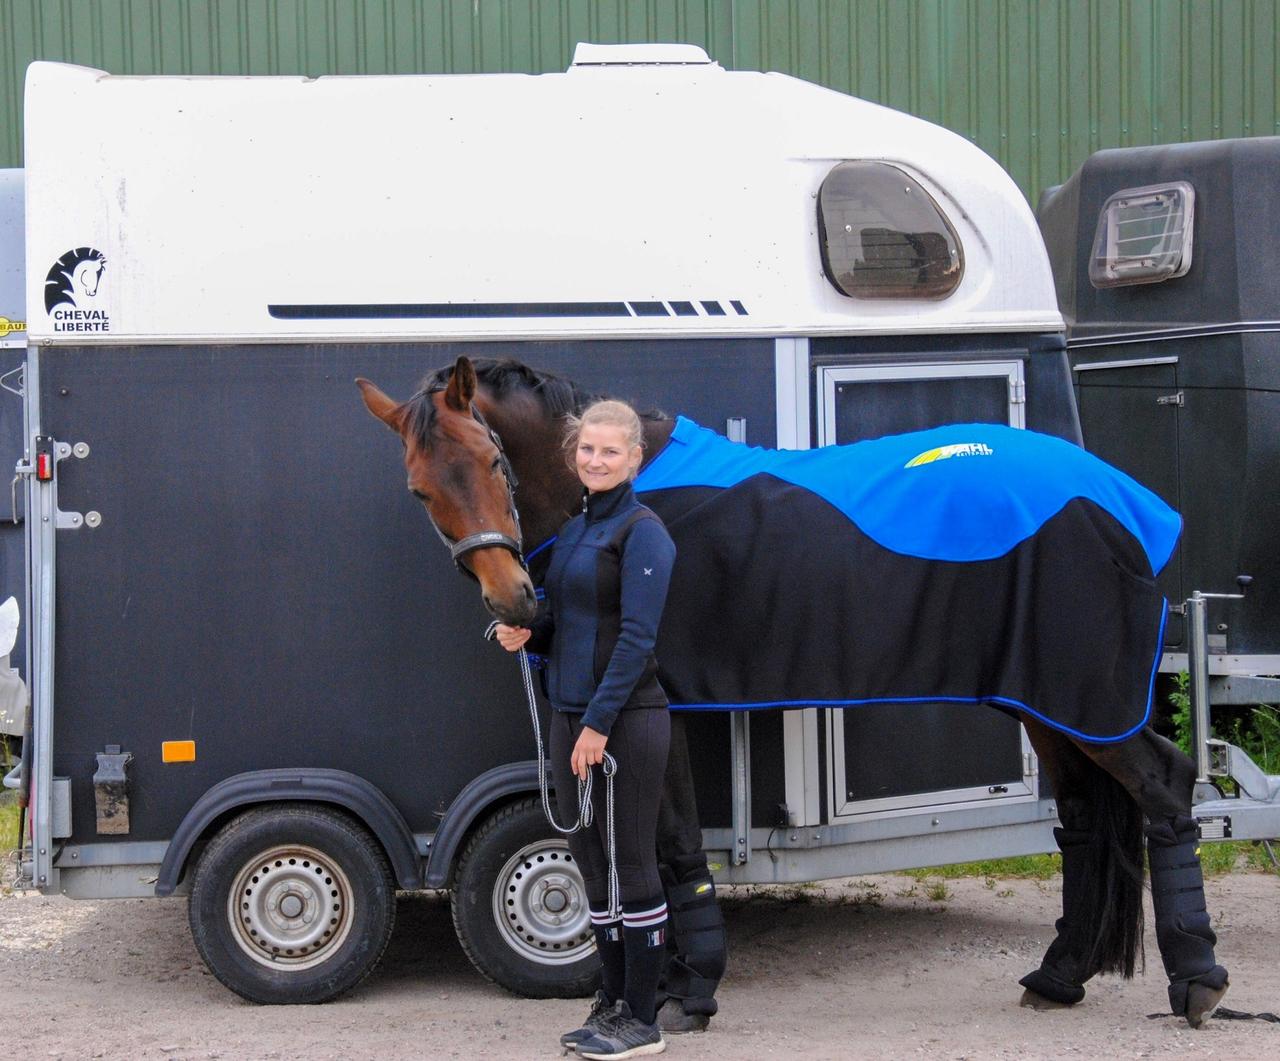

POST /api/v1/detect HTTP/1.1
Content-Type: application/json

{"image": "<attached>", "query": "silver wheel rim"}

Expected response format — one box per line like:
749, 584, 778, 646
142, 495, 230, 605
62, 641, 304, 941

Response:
492, 839, 594, 966
228, 844, 356, 970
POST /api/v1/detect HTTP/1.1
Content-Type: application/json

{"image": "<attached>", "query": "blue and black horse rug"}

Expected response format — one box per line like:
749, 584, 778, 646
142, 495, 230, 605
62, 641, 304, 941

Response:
630, 418, 1179, 744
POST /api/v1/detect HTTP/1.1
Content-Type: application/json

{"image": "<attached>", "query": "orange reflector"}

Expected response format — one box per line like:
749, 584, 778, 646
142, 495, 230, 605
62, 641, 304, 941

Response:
162, 740, 196, 763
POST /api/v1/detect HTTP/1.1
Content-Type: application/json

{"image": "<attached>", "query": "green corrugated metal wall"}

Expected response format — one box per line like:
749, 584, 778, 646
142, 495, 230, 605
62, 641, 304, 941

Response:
2, 0, 1277, 200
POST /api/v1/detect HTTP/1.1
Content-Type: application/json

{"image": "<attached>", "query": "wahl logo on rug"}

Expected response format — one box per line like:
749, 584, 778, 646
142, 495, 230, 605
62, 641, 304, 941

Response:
904, 442, 994, 469
45, 247, 110, 333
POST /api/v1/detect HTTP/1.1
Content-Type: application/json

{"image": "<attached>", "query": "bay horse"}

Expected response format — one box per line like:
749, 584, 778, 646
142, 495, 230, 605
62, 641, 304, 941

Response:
358, 355, 1230, 1029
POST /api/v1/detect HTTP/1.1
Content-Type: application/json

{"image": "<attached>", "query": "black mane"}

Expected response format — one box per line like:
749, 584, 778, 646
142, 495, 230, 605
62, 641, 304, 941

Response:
405, 359, 665, 449
423, 358, 593, 419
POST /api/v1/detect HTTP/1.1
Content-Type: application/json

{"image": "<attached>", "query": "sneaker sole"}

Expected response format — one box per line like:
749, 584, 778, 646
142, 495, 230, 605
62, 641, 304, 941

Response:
578, 1042, 665, 1060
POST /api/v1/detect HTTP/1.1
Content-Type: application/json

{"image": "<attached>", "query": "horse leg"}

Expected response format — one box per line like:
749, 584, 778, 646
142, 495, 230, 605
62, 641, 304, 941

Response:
653, 712, 727, 1033
1018, 719, 1144, 1010
1080, 728, 1229, 1028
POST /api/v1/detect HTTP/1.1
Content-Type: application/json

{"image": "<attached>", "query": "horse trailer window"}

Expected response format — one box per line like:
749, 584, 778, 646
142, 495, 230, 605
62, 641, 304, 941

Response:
1089, 182, 1195, 288
817, 162, 963, 300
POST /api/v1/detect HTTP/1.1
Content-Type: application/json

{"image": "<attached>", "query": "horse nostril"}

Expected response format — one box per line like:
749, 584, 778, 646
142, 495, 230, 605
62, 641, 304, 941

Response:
523, 582, 535, 605
482, 594, 495, 613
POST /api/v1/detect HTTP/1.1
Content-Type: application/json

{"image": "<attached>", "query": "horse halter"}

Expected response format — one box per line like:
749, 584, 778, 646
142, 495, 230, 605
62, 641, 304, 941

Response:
421, 393, 525, 579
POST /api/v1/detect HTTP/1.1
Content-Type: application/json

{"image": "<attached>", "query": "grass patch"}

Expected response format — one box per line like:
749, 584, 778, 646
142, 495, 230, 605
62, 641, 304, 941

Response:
903, 853, 1061, 881
1197, 840, 1278, 876
0, 793, 19, 850
901, 843, 1275, 881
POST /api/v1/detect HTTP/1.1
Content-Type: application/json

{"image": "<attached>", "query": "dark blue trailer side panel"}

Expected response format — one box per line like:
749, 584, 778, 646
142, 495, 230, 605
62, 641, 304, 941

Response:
40, 339, 778, 848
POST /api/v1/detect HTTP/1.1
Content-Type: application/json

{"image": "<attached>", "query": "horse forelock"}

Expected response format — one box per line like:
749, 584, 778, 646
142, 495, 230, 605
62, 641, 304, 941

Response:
398, 386, 448, 456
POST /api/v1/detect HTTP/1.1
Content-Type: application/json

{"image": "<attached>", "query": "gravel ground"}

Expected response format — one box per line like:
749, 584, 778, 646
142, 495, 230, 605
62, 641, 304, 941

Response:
0, 871, 1276, 1060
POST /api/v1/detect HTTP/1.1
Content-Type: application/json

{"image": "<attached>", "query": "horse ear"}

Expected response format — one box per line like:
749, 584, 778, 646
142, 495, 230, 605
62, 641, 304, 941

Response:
355, 378, 405, 431
444, 356, 477, 412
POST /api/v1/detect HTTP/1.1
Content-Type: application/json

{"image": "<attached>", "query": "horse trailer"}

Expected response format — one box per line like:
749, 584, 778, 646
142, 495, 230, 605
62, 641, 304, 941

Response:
1038, 139, 1280, 826
8, 45, 1268, 1004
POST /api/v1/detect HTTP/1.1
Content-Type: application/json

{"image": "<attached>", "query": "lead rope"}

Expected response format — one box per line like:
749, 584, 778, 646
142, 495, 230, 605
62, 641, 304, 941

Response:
487, 621, 621, 921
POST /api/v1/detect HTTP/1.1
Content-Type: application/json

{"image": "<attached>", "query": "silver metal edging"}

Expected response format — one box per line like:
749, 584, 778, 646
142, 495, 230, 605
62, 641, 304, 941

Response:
1073, 355, 1180, 372
775, 339, 821, 829
26, 347, 57, 890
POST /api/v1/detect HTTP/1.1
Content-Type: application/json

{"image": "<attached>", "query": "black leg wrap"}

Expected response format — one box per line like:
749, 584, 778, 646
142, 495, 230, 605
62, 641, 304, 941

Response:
1146, 815, 1229, 1015
1020, 827, 1092, 1004
658, 871, 727, 1017
1019, 968, 1086, 1006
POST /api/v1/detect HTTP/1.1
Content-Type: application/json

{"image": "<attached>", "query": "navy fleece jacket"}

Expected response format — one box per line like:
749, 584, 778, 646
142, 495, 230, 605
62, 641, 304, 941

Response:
529, 481, 675, 736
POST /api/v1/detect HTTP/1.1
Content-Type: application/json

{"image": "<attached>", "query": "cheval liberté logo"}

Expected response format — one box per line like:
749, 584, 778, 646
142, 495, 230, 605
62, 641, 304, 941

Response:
45, 247, 109, 333
904, 442, 994, 468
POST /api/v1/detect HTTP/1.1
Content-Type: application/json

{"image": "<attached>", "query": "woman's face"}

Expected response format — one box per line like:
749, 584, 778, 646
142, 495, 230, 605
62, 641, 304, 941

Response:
576, 422, 642, 493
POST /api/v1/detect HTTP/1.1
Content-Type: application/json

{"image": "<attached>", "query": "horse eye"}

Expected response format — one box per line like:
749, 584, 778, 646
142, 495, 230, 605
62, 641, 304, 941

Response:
410, 487, 428, 501
490, 456, 502, 473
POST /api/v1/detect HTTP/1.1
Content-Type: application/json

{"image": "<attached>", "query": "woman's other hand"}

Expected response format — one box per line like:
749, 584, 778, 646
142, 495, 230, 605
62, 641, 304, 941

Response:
494, 624, 532, 652
571, 727, 608, 780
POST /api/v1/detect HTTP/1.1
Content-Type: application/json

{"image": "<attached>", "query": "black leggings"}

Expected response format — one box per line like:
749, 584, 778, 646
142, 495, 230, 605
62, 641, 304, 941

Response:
549, 707, 670, 906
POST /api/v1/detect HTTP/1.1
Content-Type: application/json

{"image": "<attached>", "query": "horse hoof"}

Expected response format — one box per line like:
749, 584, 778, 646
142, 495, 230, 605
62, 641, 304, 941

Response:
1184, 980, 1229, 1029
657, 999, 710, 1034
1019, 988, 1077, 1011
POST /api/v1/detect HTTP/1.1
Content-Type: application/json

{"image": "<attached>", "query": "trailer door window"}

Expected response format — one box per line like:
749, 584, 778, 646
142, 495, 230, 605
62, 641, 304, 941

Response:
818, 162, 963, 300
1089, 182, 1195, 288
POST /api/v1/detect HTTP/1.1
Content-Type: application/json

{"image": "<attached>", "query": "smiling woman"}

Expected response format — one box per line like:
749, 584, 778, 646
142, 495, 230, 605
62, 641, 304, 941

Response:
494, 396, 678, 1057
567, 400, 646, 493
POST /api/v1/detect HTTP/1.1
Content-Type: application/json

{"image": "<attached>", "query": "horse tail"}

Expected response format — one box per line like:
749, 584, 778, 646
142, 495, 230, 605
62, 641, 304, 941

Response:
1079, 760, 1145, 978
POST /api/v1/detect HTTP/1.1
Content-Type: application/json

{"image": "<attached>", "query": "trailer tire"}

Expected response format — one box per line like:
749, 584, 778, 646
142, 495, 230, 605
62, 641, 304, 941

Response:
450, 797, 598, 998
188, 804, 396, 1004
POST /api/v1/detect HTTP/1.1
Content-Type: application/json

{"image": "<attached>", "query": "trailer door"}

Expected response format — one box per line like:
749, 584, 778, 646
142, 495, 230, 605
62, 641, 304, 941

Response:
812, 357, 1035, 821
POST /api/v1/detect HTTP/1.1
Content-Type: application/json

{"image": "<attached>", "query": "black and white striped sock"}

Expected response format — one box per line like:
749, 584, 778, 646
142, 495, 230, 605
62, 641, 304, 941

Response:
622, 896, 669, 1026
589, 906, 625, 1003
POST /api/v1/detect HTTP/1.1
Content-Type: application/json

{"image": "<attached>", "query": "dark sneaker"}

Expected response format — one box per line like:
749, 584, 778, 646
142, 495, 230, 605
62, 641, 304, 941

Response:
560, 990, 616, 1051
576, 1001, 665, 1059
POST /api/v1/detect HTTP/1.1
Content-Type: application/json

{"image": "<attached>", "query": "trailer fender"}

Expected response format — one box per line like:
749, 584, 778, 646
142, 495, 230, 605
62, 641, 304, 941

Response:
155, 768, 421, 896
423, 761, 540, 889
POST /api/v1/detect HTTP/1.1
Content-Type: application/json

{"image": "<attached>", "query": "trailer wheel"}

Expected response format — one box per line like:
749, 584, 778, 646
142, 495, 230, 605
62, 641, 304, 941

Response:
451, 797, 598, 998
188, 804, 396, 1004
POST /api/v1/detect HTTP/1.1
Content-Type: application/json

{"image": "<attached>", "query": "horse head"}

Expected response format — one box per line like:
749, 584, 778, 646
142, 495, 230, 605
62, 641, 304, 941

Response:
74, 257, 106, 298
357, 356, 537, 625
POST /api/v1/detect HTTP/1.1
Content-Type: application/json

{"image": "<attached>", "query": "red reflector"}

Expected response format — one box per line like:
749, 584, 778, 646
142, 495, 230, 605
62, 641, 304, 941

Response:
35, 453, 52, 481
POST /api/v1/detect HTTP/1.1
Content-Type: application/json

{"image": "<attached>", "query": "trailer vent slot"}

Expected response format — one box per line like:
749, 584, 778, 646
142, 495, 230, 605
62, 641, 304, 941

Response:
1089, 182, 1194, 288
818, 162, 963, 301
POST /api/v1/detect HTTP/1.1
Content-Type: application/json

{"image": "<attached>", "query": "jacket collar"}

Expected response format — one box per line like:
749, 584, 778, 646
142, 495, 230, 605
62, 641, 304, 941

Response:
584, 480, 635, 523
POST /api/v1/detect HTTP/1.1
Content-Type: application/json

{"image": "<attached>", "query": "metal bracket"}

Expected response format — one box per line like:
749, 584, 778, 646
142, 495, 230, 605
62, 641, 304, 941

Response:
1155, 391, 1185, 406
0, 365, 23, 398
730, 711, 751, 865
48, 440, 100, 531
1206, 740, 1280, 802
1186, 579, 1262, 787
1208, 674, 1280, 705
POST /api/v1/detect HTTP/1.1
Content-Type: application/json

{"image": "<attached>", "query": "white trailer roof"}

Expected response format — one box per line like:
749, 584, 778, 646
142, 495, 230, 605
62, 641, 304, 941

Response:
24, 50, 1061, 344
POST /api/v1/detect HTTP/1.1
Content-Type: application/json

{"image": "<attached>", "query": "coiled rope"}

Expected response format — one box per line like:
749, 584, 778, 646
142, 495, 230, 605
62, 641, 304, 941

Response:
487, 622, 621, 920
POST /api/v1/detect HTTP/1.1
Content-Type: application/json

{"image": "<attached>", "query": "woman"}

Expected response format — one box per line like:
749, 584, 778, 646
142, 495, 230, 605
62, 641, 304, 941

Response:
494, 399, 675, 1059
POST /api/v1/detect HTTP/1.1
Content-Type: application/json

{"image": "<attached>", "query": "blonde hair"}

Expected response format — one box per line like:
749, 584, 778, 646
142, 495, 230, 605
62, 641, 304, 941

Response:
563, 399, 645, 474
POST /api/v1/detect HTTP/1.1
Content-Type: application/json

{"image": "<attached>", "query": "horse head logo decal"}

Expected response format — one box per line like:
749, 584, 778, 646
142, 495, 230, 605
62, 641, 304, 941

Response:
45, 248, 108, 313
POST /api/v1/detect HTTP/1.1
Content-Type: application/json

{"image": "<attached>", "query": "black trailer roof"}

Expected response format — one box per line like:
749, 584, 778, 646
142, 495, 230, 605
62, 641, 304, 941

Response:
1038, 136, 1280, 338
